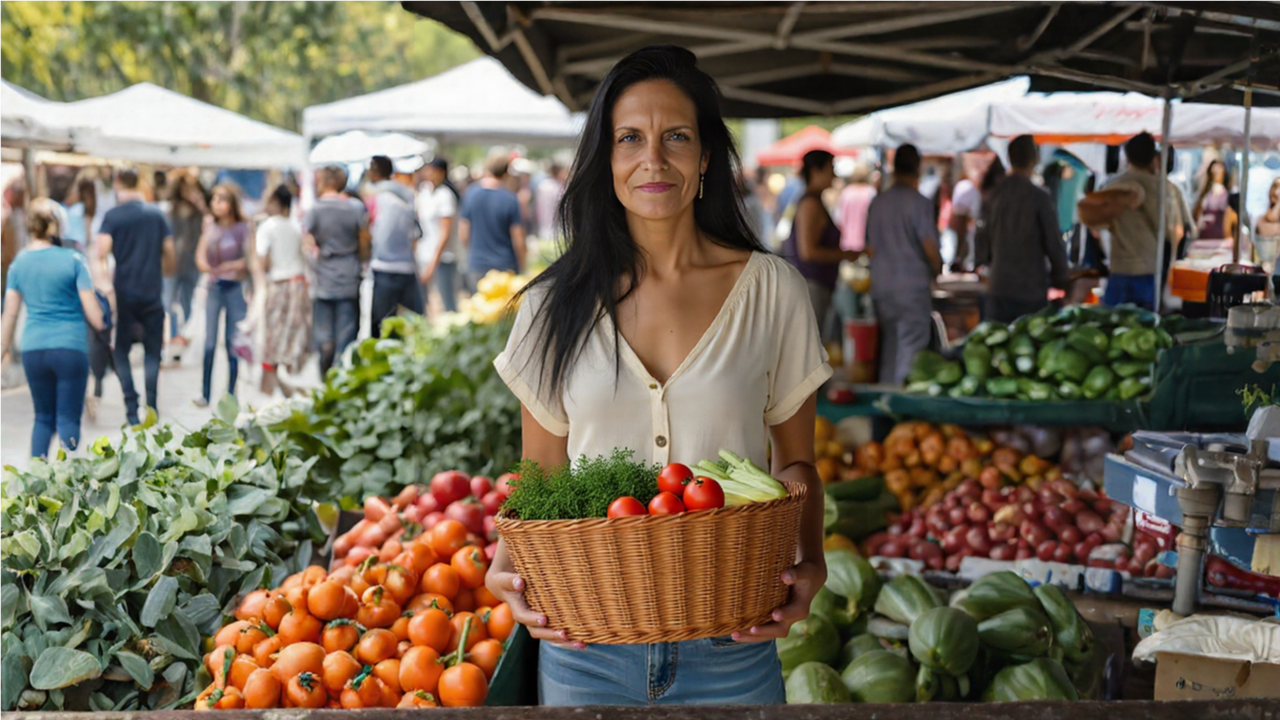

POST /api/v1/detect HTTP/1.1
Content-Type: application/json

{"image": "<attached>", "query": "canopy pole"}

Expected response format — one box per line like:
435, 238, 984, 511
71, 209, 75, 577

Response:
1154, 97, 1172, 314
1238, 86, 1253, 264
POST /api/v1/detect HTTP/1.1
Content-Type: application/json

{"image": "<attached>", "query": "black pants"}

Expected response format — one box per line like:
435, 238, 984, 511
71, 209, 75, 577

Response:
87, 326, 113, 397
114, 298, 164, 424
371, 271, 423, 338
985, 296, 1049, 325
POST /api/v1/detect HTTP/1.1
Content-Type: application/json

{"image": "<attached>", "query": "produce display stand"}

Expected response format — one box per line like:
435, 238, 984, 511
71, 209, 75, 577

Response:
832, 335, 1280, 433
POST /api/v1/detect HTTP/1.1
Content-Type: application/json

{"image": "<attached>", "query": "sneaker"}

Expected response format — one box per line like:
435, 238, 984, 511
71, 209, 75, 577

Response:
193, 397, 210, 408
85, 395, 99, 422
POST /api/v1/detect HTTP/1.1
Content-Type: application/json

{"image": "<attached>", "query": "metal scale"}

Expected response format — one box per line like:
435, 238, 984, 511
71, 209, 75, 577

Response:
1105, 304, 1280, 615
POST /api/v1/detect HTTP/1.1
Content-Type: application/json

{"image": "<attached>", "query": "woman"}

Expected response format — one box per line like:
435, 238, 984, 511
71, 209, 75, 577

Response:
783, 149, 861, 342
489, 45, 828, 706
256, 185, 310, 396
0, 199, 105, 457
1194, 160, 1235, 241
163, 168, 207, 363
194, 184, 254, 407
1256, 177, 1280, 240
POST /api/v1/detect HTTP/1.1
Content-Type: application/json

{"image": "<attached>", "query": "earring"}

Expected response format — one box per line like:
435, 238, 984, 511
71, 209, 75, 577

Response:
699, 174, 705, 199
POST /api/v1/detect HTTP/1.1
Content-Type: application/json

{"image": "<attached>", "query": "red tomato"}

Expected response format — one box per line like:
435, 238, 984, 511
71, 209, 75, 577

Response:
495, 473, 518, 498
607, 497, 647, 518
470, 476, 494, 499
657, 463, 693, 497
430, 471, 472, 507
682, 477, 725, 511
647, 492, 685, 515
481, 491, 505, 517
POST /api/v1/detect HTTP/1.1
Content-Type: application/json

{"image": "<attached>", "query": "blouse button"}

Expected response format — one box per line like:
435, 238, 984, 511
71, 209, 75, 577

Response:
655, 435, 668, 448
649, 383, 658, 390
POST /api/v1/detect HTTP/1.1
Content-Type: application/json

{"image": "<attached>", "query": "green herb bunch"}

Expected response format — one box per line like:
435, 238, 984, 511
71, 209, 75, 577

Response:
1240, 384, 1279, 419
502, 449, 661, 520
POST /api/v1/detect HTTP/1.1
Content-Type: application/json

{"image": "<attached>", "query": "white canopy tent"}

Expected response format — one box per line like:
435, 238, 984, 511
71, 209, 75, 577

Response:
1, 81, 80, 150
830, 78, 1031, 155
309, 131, 431, 165
301, 56, 582, 145
59, 83, 306, 169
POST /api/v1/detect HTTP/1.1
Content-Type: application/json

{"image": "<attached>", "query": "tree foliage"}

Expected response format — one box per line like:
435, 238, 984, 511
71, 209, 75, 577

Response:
1, 1, 479, 131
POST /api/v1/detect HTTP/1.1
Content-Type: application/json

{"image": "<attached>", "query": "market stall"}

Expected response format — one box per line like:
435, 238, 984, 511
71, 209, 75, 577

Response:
756, 125, 859, 167
0, 81, 79, 151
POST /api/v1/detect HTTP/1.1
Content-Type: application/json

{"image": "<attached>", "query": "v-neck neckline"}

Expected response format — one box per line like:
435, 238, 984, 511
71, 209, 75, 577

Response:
609, 252, 760, 389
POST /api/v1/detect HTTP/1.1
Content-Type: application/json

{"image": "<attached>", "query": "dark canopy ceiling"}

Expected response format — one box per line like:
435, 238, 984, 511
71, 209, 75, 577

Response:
402, 1, 1280, 116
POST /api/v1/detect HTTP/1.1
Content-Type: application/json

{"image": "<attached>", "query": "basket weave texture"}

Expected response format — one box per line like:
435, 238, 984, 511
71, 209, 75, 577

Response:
496, 480, 807, 644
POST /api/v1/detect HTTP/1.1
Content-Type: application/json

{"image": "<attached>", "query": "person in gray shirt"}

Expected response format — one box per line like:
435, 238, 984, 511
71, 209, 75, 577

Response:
867, 144, 943, 386
975, 135, 1071, 324
304, 165, 369, 374
364, 155, 422, 337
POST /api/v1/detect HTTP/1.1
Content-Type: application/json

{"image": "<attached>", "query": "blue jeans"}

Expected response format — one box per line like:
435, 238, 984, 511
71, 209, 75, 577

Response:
424, 260, 459, 313
371, 271, 423, 337
538, 638, 785, 706
1103, 273, 1155, 310
162, 268, 200, 339
202, 279, 248, 402
23, 349, 89, 458
313, 297, 359, 376
115, 297, 164, 425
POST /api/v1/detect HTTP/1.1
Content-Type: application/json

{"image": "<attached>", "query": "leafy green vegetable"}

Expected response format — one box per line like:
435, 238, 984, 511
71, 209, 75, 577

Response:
503, 449, 661, 521
1, 403, 325, 711
262, 314, 521, 507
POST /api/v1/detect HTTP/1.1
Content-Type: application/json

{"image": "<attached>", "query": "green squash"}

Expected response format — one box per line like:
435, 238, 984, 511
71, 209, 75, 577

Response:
1033, 583, 1094, 664
785, 662, 852, 704
841, 650, 916, 703
982, 657, 1080, 702
874, 574, 941, 626
909, 606, 980, 677
824, 549, 882, 616
977, 606, 1054, 657
956, 571, 1043, 622
776, 615, 841, 678
839, 634, 887, 671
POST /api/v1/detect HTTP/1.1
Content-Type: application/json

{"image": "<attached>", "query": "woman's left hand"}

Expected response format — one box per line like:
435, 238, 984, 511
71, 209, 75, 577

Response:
729, 559, 826, 642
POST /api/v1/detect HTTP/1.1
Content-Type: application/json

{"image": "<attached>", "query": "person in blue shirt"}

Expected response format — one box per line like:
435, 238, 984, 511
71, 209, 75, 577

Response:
1, 199, 105, 457
459, 155, 527, 286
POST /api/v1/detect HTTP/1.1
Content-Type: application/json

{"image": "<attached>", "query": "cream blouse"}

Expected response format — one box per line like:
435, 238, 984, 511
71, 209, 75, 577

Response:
493, 252, 832, 470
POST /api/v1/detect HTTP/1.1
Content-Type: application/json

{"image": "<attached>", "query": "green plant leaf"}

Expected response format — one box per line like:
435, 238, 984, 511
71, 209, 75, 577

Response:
139, 576, 177, 628
29, 646, 101, 690
1, 580, 24, 630
28, 594, 71, 630
114, 651, 153, 691
131, 531, 162, 580
178, 594, 220, 635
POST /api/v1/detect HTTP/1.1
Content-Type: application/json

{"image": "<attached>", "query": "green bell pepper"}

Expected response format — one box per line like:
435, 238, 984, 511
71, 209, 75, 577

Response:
993, 348, 1016, 378
967, 321, 996, 346
957, 375, 982, 397
1037, 339, 1067, 379
986, 377, 1020, 398
1066, 325, 1109, 362
907, 350, 948, 384
1010, 334, 1038, 358
1117, 328, 1159, 361
1054, 347, 1093, 383
1015, 354, 1037, 375
935, 360, 965, 386
963, 343, 993, 381
1082, 365, 1117, 400
1113, 360, 1151, 379
984, 327, 1011, 347
1118, 376, 1152, 400
1057, 381, 1083, 400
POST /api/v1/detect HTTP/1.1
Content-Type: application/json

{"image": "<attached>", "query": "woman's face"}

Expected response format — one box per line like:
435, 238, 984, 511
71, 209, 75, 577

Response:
1210, 162, 1225, 184
809, 162, 836, 191
211, 191, 233, 220
611, 80, 708, 223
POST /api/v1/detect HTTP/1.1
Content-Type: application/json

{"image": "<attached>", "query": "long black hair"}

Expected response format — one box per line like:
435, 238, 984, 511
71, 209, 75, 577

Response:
514, 45, 765, 394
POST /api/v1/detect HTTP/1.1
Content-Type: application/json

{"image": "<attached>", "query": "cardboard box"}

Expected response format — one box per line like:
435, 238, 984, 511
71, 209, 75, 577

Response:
1155, 651, 1280, 700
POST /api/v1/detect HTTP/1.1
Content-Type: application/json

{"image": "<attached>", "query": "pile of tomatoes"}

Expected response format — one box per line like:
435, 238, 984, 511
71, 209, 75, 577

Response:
606, 462, 726, 518
196, 520, 513, 710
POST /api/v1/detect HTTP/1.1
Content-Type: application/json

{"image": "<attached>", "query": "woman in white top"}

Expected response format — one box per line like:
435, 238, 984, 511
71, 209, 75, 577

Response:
256, 185, 310, 396
491, 46, 829, 706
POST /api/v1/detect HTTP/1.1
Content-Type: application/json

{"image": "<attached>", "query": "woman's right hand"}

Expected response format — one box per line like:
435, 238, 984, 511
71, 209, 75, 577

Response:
485, 540, 586, 649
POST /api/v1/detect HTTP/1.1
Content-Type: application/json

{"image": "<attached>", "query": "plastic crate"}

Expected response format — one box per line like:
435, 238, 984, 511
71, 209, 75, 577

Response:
880, 393, 1149, 432
485, 624, 536, 705
1146, 339, 1280, 431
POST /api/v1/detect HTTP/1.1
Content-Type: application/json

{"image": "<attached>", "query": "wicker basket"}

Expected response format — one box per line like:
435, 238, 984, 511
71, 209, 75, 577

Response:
495, 480, 808, 645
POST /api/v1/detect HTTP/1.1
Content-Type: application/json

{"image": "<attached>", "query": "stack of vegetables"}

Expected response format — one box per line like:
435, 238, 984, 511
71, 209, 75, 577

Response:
200, 526, 511, 709
333, 471, 516, 566
458, 270, 527, 326
864, 479, 1141, 573
846, 421, 1065, 514
0, 406, 327, 712
502, 449, 787, 521
905, 304, 1175, 401
781, 560, 1102, 704
263, 312, 521, 509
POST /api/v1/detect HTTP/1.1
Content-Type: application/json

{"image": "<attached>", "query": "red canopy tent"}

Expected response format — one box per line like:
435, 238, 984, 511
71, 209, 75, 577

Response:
755, 125, 858, 167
